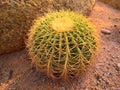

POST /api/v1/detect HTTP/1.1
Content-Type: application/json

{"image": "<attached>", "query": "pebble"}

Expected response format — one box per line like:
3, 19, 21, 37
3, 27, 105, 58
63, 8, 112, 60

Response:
101, 29, 111, 35
8, 70, 13, 80
77, 78, 82, 83
103, 72, 111, 77
114, 24, 117, 27
115, 63, 120, 71
95, 74, 102, 80
10, 1, 18, 8
107, 49, 111, 52
97, 63, 104, 66
117, 63, 120, 68
119, 30, 120, 33
112, 55, 115, 59
0, 29, 3, 34
106, 62, 110, 65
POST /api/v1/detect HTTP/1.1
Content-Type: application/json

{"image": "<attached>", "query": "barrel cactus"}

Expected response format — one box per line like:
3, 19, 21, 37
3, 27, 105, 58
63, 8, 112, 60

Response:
26, 11, 98, 79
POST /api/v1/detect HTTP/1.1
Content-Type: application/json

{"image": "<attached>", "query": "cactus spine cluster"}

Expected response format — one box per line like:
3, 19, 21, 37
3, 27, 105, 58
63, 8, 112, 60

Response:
26, 11, 98, 79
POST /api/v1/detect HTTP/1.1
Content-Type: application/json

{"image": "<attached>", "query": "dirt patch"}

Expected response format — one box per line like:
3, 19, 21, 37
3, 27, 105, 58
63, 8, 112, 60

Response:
0, 1, 120, 90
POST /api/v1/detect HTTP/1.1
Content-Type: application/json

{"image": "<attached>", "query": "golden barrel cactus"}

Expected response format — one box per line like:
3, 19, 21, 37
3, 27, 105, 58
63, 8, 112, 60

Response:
27, 11, 98, 79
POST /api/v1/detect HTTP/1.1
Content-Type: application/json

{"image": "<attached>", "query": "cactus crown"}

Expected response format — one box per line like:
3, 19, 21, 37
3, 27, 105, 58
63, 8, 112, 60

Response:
51, 17, 74, 32
27, 11, 98, 79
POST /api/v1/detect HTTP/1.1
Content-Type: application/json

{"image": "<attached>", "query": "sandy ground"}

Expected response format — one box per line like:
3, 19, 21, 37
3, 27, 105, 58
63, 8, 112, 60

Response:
0, 1, 120, 90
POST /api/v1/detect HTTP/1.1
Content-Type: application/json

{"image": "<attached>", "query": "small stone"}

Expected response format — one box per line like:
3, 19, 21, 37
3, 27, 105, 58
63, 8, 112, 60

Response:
112, 55, 115, 59
116, 56, 119, 58
8, 70, 13, 80
78, 78, 82, 83
101, 29, 111, 35
32, 77, 39, 82
103, 72, 111, 77
97, 63, 104, 66
114, 46, 118, 49
107, 49, 111, 52
10, 1, 18, 8
114, 24, 117, 27
0, 29, 3, 34
117, 63, 120, 68
118, 30, 120, 33
95, 74, 102, 81
106, 62, 110, 65
115, 63, 120, 71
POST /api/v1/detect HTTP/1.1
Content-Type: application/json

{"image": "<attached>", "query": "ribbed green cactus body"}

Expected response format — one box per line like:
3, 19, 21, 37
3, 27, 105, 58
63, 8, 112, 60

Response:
27, 11, 97, 79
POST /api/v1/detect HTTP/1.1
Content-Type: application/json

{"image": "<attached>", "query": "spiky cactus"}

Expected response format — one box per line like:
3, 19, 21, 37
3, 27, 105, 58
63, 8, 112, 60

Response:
26, 11, 98, 79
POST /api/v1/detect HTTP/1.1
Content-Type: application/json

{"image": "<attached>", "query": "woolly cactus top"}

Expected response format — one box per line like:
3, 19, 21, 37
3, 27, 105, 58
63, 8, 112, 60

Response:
51, 17, 74, 32
27, 11, 98, 79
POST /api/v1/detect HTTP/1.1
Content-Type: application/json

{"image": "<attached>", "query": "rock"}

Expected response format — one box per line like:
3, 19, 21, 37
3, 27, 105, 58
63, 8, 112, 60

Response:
116, 56, 119, 59
78, 78, 82, 83
0, 3, 36, 55
114, 24, 117, 27
99, 0, 120, 10
118, 30, 120, 33
101, 29, 111, 35
117, 63, 120, 68
52, 0, 96, 16
95, 74, 102, 81
10, 1, 18, 8
112, 55, 116, 59
115, 63, 120, 71
97, 63, 104, 66
8, 70, 13, 80
0, 29, 3, 33
103, 72, 111, 77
